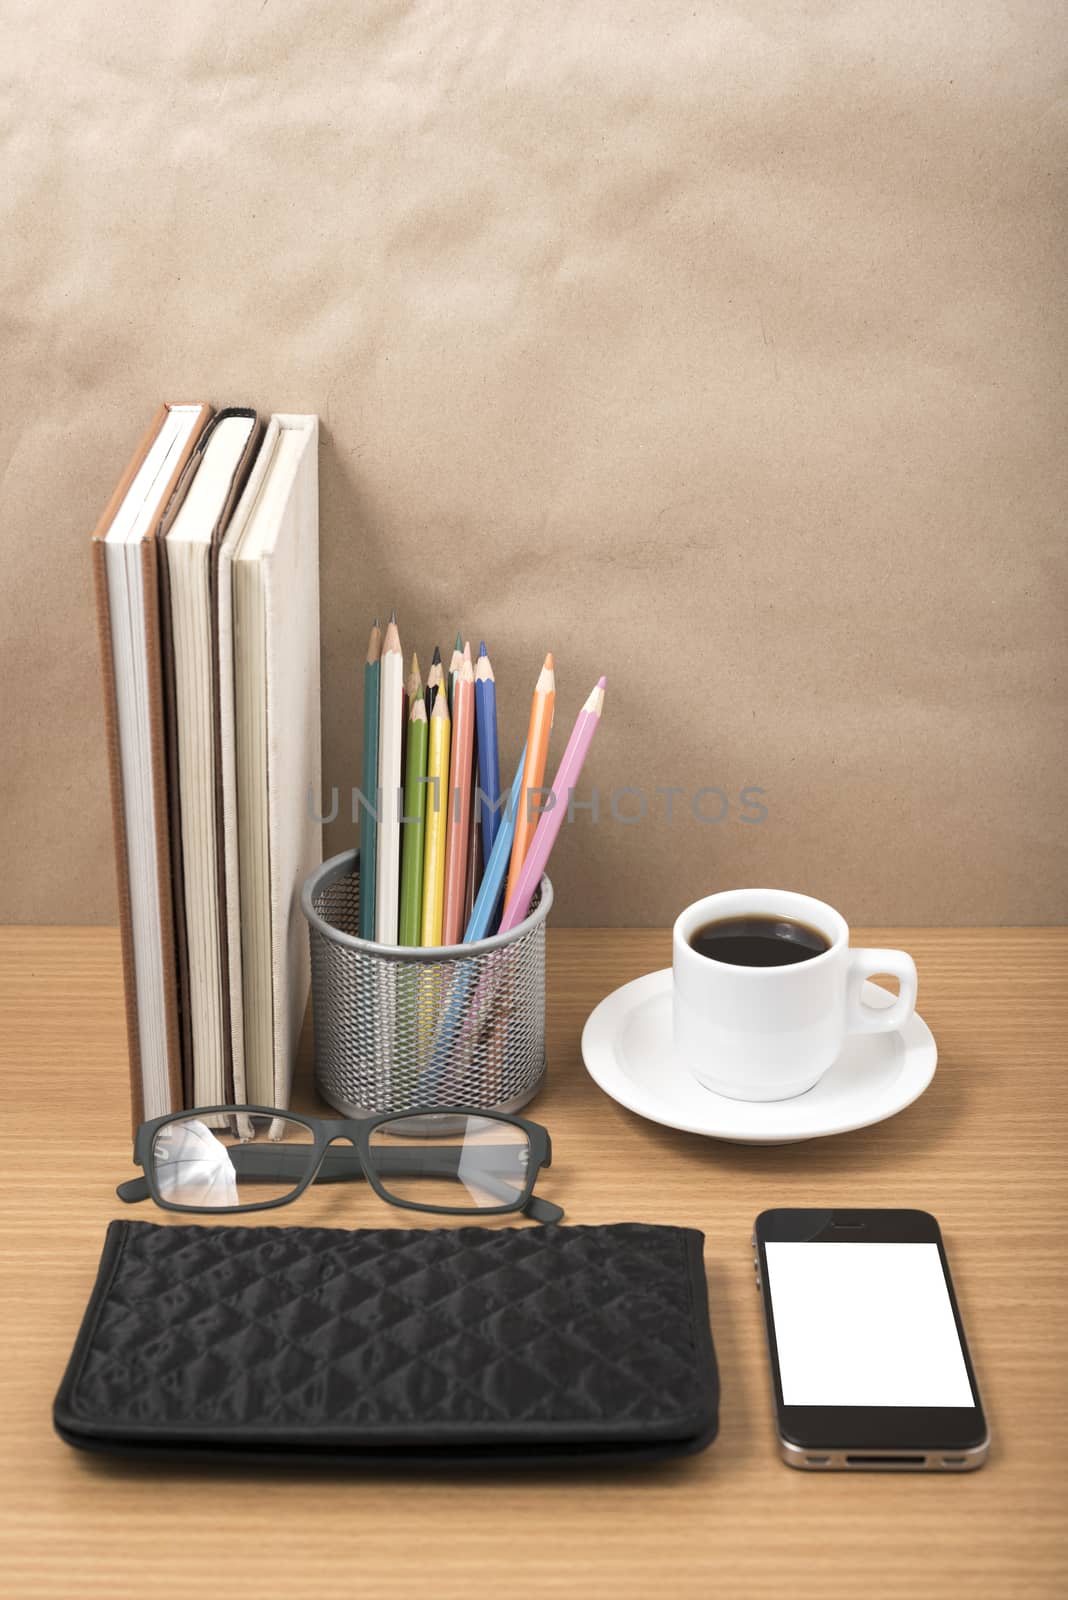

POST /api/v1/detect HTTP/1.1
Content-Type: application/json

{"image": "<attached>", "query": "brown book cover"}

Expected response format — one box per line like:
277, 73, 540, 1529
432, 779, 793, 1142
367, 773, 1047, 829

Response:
90, 402, 212, 1127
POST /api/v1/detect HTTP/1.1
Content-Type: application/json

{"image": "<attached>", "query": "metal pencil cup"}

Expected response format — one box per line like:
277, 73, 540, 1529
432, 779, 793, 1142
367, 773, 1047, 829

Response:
303, 850, 552, 1117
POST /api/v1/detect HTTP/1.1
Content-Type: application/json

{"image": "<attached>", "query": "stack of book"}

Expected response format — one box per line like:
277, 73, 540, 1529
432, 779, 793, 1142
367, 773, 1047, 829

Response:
91, 404, 322, 1125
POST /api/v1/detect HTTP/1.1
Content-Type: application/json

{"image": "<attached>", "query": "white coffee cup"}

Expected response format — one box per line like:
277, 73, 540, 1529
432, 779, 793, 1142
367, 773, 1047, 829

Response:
672, 888, 918, 1102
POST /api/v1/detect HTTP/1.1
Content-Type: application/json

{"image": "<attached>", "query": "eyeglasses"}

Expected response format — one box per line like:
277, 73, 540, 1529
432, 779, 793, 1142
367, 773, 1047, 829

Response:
117, 1106, 563, 1223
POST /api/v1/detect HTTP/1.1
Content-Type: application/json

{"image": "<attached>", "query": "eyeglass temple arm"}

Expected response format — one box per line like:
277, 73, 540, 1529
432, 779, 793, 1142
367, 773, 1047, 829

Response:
522, 1194, 564, 1224
117, 1144, 562, 1220
116, 1144, 341, 1202
116, 1177, 151, 1201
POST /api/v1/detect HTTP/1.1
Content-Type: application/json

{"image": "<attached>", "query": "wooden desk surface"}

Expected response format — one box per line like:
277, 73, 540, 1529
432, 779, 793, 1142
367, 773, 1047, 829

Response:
2, 926, 1065, 1600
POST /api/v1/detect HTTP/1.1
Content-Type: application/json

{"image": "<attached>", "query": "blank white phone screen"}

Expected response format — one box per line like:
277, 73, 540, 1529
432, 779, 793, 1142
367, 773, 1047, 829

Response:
764, 1241, 975, 1407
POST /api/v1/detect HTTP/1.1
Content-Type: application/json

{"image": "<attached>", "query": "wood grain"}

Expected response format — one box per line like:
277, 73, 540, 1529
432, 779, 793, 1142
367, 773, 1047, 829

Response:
1, 927, 1065, 1600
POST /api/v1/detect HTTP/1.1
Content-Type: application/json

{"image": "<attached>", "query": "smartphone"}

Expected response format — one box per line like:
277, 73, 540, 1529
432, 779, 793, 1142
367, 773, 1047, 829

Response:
754, 1208, 989, 1471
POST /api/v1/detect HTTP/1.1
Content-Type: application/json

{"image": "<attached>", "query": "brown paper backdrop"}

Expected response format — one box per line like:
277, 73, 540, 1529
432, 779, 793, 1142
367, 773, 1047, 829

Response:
2, 1, 1066, 927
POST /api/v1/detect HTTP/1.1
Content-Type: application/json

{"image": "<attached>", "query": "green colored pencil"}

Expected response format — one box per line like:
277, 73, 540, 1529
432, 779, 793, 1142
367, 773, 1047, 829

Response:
358, 618, 381, 939
398, 688, 429, 946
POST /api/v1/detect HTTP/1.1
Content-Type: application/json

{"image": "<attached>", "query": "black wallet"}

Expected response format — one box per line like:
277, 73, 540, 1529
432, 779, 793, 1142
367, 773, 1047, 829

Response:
54, 1220, 718, 1467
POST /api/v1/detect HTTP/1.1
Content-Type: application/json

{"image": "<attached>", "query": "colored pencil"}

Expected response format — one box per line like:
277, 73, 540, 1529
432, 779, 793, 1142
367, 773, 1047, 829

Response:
474, 642, 501, 867
441, 643, 475, 943
505, 652, 555, 909
375, 612, 404, 943
429, 751, 515, 1083
436, 747, 531, 1079
499, 677, 606, 933
401, 650, 420, 775
420, 693, 451, 945
465, 757, 482, 925
464, 744, 527, 941
358, 618, 381, 939
404, 650, 422, 718
398, 688, 428, 946
406, 651, 422, 694
425, 644, 443, 717
448, 630, 463, 710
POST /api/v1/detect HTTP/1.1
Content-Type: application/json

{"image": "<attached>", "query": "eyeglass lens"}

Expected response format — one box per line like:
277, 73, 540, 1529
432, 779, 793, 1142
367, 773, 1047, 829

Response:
149, 1114, 316, 1209
366, 1114, 532, 1212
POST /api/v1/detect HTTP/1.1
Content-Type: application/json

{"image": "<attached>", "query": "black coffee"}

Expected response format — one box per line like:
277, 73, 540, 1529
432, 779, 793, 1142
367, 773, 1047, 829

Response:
688, 914, 830, 967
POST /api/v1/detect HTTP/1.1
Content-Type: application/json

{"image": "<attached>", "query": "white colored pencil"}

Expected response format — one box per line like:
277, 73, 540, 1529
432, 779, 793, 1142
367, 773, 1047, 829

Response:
375, 612, 404, 943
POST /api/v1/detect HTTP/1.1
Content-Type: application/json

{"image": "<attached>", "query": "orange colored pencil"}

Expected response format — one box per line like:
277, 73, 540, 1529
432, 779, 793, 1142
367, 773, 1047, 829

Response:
505, 652, 555, 908
441, 643, 475, 943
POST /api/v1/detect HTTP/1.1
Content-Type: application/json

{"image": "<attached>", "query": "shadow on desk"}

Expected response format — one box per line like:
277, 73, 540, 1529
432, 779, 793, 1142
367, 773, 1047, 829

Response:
620, 1050, 967, 1179
67, 1447, 724, 1489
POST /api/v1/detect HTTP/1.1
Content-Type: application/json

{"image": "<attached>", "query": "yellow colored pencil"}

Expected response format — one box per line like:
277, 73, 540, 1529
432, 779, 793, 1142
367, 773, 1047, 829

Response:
425, 645, 443, 716
420, 693, 452, 945
442, 644, 475, 944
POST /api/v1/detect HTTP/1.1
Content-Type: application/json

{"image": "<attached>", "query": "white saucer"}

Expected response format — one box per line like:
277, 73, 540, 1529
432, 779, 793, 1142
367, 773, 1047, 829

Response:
581, 969, 937, 1144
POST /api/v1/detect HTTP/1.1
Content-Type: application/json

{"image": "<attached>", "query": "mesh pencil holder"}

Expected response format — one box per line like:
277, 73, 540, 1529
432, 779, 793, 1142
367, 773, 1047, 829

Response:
302, 849, 552, 1117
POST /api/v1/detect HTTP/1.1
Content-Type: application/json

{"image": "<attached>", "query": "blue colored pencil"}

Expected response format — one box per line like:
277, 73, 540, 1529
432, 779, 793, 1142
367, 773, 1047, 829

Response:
358, 619, 381, 939
422, 744, 526, 1096
464, 743, 527, 942
474, 641, 501, 869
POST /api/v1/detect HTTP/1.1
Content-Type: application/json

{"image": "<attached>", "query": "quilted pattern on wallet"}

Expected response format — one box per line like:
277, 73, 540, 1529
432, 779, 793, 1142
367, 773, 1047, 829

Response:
63, 1221, 714, 1441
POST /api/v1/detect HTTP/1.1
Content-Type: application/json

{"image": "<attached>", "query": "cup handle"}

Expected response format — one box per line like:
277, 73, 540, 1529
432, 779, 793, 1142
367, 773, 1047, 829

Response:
845, 949, 918, 1036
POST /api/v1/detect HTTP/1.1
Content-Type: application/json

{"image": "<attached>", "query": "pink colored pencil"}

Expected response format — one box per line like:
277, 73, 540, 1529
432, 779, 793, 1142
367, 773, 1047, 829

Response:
498, 676, 606, 933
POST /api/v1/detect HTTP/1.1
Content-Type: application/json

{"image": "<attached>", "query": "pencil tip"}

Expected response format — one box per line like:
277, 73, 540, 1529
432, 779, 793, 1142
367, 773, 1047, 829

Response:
389, 609, 397, 625
479, 640, 487, 657
431, 644, 441, 664
373, 616, 379, 627
597, 675, 606, 689
455, 629, 463, 650
463, 640, 472, 662
544, 652, 555, 670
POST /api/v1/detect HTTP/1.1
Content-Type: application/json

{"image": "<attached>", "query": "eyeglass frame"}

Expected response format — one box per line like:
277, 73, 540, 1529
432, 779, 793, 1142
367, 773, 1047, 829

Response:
116, 1104, 563, 1223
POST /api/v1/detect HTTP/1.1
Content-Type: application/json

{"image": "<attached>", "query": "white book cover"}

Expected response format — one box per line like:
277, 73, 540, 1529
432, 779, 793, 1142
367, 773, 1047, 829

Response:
218, 414, 321, 1107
